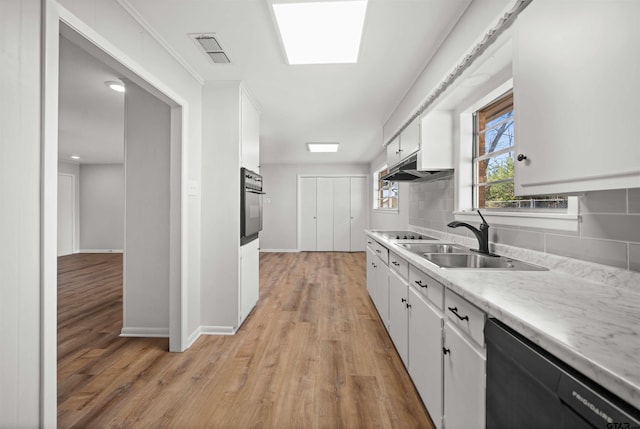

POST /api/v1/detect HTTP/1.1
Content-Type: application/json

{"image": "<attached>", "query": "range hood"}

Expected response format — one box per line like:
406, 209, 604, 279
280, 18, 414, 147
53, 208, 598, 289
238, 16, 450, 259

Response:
381, 153, 453, 182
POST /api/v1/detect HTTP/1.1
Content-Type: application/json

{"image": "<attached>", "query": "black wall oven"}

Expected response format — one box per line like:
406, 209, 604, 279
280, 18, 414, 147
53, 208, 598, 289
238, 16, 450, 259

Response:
240, 167, 263, 245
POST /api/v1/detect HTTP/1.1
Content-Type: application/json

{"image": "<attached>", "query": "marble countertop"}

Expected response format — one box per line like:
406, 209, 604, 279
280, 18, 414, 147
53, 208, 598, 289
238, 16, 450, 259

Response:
366, 229, 640, 409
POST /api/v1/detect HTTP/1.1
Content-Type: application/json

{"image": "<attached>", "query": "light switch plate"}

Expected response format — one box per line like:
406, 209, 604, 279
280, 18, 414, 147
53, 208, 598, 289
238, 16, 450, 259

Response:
188, 181, 199, 196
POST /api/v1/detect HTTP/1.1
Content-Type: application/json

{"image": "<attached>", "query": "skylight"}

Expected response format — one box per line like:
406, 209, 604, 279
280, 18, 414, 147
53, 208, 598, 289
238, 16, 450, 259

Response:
272, 0, 368, 65
307, 143, 340, 152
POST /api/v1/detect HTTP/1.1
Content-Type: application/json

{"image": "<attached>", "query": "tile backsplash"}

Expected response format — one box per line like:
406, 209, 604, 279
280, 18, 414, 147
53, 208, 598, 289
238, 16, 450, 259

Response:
408, 177, 640, 273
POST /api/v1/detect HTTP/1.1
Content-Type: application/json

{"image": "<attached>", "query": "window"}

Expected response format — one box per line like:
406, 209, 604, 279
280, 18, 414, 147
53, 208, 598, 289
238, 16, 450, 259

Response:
473, 92, 567, 210
373, 166, 398, 210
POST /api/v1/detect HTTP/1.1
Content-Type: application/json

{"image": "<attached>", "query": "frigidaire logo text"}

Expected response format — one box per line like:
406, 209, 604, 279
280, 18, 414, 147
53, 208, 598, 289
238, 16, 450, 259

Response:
572, 390, 613, 424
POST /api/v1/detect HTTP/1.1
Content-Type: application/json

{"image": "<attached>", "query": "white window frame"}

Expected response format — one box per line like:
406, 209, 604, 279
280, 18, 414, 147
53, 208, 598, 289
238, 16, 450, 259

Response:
373, 164, 399, 213
454, 79, 579, 232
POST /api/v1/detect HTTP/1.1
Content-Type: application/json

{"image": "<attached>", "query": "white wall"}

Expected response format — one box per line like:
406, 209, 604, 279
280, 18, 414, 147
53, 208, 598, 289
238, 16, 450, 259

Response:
56, 0, 203, 349
368, 150, 410, 231
80, 163, 124, 251
0, 0, 42, 426
59, 160, 81, 252
200, 82, 241, 329
260, 163, 370, 251
123, 81, 171, 335
384, 0, 512, 142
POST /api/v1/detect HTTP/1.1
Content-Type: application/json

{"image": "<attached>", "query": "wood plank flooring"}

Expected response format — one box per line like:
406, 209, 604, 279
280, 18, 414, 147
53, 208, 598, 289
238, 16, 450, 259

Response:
58, 251, 434, 428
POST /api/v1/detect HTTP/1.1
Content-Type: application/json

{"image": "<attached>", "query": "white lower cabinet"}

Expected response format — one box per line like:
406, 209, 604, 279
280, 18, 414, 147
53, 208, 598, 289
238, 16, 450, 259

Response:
374, 257, 389, 330
366, 247, 377, 301
364, 237, 487, 429
443, 289, 486, 429
367, 240, 389, 329
408, 287, 444, 429
239, 239, 260, 325
443, 323, 486, 429
389, 269, 409, 366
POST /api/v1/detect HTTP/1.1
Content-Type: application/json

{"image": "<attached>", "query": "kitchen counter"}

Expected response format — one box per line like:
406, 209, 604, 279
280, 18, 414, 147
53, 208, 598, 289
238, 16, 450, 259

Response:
366, 229, 640, 409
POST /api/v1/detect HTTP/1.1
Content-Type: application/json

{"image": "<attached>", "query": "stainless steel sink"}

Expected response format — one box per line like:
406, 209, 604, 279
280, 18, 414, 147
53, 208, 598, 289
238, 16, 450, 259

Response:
399, 243, 467, 254
423, 253, 548, 271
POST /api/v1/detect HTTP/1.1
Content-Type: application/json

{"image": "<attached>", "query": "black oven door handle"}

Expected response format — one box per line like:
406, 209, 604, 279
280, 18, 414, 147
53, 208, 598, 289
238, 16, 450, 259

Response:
246, 189, 265, 195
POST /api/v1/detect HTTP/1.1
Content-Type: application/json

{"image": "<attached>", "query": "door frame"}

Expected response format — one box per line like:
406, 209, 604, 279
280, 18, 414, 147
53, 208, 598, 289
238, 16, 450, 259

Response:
57, 172, 76, 256
42, 2, 190, 424
296, 174, 369, 251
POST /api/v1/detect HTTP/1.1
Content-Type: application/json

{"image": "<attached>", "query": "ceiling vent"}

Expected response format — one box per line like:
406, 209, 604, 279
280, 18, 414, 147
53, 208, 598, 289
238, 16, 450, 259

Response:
190, 34, 231, 64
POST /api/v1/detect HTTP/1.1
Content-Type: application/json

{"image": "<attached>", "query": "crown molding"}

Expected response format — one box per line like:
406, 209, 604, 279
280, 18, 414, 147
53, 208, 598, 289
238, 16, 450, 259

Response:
116, 0, 205, 85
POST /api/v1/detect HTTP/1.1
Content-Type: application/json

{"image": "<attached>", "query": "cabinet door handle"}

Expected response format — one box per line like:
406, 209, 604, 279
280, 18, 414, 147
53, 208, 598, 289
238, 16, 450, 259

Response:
375, 249, 381, 254
367, 241, 372, 245
414, 280, 427, 288
392, 261, 400, 266
372, 263, 377, 268
448, 306, 469, 321
443, 347, 450, 355
401, 298, 407, 303
406, 303, 411, 309
517, 153, 527, 162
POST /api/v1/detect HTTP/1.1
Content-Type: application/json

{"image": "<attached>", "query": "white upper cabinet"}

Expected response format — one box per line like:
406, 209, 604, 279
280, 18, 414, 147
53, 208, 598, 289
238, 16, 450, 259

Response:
240, 88, 260, 172
386, 118, 421, 169
401, 118, 421, 160
418, 110, 453, 171
513, 0, 640, 195
386, 136, 401, 168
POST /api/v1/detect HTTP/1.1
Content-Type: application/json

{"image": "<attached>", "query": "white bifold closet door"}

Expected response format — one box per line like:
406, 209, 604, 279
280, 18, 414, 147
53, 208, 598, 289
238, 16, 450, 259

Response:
349, 177, 367, 251
316, 178, 334, 251
333, 177, 351, 252
299, 177, 318, 251
299, 176, 367, 252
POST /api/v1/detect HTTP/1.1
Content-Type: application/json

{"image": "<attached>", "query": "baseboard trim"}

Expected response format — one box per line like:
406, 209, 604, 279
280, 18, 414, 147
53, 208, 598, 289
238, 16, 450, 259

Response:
120, 327, 169, 338
259, 249, 300, 253
200, 325, 237, 336
184, 327, 202, 349
80, 249, 124, 254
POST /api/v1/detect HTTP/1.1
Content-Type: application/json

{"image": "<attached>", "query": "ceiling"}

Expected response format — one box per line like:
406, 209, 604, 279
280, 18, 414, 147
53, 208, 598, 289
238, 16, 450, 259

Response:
59, 36, 125, 164
59, 0, 474, 165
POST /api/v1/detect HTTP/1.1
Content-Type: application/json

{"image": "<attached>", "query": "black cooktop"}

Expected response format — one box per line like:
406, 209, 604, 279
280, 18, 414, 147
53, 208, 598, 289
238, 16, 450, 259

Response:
377, 231, 436, 240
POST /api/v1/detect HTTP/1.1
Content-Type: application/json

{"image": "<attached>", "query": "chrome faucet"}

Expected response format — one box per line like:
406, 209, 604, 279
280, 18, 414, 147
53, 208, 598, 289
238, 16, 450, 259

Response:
447, 210, 493, 256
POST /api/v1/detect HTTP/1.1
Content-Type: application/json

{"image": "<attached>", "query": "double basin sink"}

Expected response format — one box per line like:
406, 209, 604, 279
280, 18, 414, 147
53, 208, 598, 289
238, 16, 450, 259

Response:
397, 242, 547, 271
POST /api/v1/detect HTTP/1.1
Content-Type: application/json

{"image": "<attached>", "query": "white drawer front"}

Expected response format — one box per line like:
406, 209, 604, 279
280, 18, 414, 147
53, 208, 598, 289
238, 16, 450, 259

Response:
366, 237, 389, 265
445, 289, 485, 346
389, 251, 409, 279
372, 242, 388, 265
409, 266, 444, 311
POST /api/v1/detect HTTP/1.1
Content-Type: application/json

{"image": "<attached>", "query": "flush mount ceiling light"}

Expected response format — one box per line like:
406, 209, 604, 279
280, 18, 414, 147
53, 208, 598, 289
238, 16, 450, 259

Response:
307, 142, 340, 153
104, 80, 125, 92
70, 155, 80, 160
272, 0, 368, 65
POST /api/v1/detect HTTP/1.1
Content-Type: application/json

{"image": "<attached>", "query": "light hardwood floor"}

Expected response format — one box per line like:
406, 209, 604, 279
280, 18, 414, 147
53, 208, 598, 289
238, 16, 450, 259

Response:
58, 251, 434, 428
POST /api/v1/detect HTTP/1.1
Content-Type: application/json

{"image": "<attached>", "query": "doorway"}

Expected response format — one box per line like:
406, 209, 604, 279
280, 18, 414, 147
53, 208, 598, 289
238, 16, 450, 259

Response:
57, 173, 75, 256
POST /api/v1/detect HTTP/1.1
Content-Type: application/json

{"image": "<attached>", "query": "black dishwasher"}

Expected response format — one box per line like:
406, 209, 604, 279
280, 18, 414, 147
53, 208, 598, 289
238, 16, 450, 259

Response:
485, 318, 640, 429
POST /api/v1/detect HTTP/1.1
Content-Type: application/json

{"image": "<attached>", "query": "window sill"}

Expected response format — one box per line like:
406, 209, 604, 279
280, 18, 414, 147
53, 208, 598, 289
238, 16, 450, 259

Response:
373, 208, 400, 214
453, 210, 579, 232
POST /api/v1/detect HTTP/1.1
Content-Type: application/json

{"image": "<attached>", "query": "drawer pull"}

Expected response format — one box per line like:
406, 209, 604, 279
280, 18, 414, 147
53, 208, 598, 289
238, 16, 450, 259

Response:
406, 303, 411, 309
392, 261, 400, 266
401, 298, 407, 303
443, 347, 450, 355
448, 306, 469, 321
367, 241, 372, 245
414, 280, 427, 288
